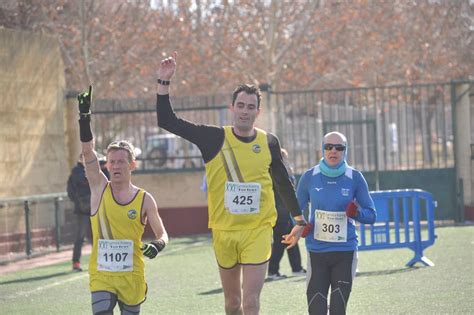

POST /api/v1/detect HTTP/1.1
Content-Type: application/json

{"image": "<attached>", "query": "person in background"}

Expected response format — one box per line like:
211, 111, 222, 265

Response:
297, 131, 376, 315
67, 153, 90, 272
268, 148, 306, 279
200, 173, 208, 195
99, 155, 110, 179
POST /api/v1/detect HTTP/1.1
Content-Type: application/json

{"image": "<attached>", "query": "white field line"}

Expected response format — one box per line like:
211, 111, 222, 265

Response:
1, 238, 211, 300
2, 273, 86, 300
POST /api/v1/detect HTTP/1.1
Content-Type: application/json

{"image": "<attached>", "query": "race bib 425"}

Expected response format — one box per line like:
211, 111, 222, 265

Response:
224, 181, 261, 214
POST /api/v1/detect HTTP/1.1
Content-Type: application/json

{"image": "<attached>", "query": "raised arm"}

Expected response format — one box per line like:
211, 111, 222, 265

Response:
157, 51, 177, 96
155, 52, 225, 163
77, 86, 108, 194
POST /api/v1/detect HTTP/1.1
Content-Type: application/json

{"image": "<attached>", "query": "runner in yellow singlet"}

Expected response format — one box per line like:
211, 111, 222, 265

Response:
156, 52, 306, 315
77, 86, 168, 315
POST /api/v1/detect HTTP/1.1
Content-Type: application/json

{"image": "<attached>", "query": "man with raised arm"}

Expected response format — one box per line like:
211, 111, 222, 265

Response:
77, 86, 168, 315
155, 52, 305, 315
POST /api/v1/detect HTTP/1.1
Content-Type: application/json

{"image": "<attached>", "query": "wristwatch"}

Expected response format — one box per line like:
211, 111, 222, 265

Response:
157, 78, 171, 85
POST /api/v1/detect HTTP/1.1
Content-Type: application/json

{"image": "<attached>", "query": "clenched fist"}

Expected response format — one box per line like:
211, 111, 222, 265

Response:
77, 85, 92, 115
346, 201, 359, 218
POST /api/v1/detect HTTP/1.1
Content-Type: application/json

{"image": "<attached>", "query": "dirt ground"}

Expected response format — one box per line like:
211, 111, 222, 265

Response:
0, 244, 92, 276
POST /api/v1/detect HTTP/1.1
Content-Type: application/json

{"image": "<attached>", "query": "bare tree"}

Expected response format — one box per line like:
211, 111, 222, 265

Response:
0, 0, 471, 97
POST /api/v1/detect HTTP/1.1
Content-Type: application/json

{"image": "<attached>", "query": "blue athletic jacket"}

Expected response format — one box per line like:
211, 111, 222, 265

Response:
296, 165, 376, 253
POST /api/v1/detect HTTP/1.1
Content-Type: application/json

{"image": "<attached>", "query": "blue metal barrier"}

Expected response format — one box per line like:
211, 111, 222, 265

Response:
358, 189, 437, 267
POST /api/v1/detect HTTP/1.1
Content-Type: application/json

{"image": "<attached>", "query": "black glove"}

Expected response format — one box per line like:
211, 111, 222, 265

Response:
77, 85, 92, 117
77, 85, 93, 142
141, 239, 166, 259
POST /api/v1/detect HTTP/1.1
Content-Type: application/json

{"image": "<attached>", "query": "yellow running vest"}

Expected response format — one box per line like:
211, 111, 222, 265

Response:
89, 183, 146, 276
205, 126, 276, 230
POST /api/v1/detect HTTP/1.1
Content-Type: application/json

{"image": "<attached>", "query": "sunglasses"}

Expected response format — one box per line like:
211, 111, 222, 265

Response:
324, 143, 346, 151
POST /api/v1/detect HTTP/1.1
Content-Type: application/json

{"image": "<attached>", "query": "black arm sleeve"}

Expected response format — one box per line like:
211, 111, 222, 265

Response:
267, 133, 302, 217
156, 94, 224, 163
79, 117, 93, 142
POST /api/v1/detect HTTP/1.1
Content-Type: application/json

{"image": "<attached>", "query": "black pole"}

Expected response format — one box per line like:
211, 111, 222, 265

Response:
24, 200, 32, 257
54, 197, 61, 252
458, 179, 465, 223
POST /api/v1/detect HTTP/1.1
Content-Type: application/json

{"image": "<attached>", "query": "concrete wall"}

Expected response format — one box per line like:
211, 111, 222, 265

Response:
134, 172, 206, 208
64, 95, 81, 170
0, 28, 67, 197
135, 171, 210, 237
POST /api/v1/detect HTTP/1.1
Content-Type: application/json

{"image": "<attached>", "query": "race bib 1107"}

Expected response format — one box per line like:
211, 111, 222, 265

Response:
97, 239, 133, 272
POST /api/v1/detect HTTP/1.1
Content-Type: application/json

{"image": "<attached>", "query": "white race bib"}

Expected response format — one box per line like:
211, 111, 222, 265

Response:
224, 181, 261, 214
97, 239, 134, 272
314, 209, 348, 242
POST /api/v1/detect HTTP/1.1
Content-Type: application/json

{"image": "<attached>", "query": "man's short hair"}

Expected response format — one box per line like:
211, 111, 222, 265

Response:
232, 84, 262, 109
106, 140, 136, 162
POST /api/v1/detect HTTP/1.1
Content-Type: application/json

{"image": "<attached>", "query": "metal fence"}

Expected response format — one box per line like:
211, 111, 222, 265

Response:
0, 193, 75, 262
270, 81, 470, 174
90, 81, 472, 175
92, 94, 231, 172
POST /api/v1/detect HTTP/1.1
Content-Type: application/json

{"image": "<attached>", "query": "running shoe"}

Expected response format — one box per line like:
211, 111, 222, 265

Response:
267, 272, 287, 280
72, 261, 82, 272
292, 269, 306, 276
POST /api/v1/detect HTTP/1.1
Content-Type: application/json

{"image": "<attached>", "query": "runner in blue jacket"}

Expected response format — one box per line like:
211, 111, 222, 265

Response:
296, 131, 376, 315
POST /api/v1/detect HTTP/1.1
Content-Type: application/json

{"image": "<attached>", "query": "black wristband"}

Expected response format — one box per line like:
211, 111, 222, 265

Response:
295, 219, 307, 226
79, 118, 93, 142
157, 78, 171, 86
151, 239, 166, 252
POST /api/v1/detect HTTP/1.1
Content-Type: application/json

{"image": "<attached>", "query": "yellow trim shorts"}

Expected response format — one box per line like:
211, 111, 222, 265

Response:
90, 273, 147, 306
212, 224, 273, 269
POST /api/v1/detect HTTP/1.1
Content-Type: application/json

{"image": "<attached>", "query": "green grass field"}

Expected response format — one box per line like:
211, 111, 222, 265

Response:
1, 226, 473, 314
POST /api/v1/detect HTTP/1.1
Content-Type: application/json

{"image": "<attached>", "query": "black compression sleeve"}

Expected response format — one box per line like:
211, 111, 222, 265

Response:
156, 94, 224, 162
268, 133, 302, 217
79, 117, 93, 142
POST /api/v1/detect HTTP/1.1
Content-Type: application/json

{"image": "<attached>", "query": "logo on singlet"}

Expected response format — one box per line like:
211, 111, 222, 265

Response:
341, 188, 350, 196
252, 144, 261, 153
128, 209, 137, 219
